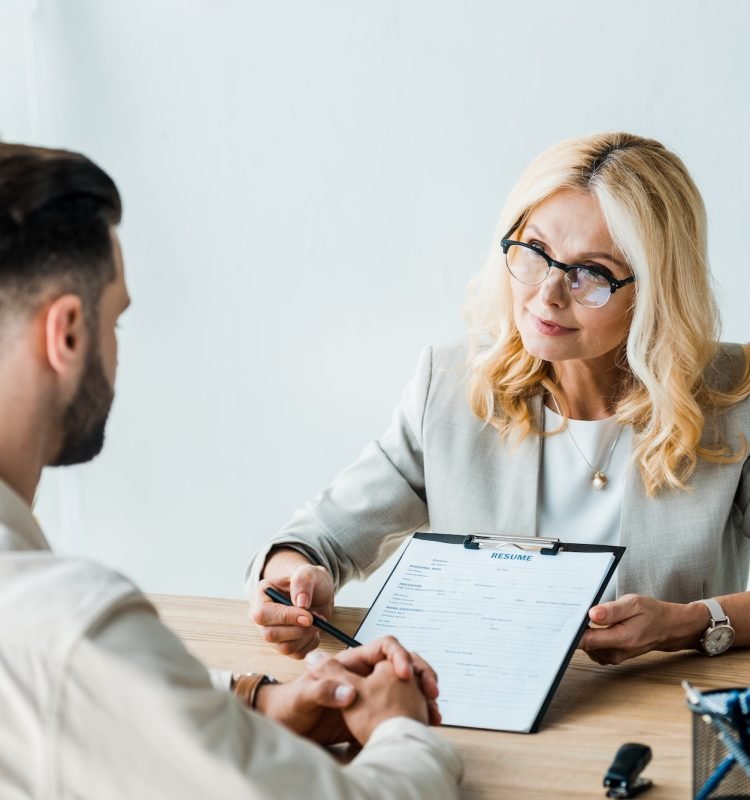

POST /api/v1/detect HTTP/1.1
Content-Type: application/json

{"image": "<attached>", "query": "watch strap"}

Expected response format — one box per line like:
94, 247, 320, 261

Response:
699, 597, 729, 625
233, 673, 278, 708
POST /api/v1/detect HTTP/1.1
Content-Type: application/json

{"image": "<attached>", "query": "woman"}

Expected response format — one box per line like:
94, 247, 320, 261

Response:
247, 132, 750, 666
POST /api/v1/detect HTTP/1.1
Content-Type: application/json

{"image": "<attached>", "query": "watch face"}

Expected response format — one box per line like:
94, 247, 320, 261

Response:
704, 625, 735, 655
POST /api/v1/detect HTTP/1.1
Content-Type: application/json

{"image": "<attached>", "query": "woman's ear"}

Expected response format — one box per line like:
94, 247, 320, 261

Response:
44, 294, 87, 379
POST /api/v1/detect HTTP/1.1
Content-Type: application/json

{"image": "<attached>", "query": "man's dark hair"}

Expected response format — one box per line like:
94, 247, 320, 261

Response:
0, 143, 122, 329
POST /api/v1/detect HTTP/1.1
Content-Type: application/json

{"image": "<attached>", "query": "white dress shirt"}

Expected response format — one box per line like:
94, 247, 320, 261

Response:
0, 479, 462, 799
539, 407, 632, 602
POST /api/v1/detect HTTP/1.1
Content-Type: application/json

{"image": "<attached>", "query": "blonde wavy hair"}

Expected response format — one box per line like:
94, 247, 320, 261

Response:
465, 132, 750, 495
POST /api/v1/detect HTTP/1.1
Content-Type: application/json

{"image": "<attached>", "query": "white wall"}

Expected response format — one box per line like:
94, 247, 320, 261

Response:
0, 0, 36, 142
2, 0, 750, 605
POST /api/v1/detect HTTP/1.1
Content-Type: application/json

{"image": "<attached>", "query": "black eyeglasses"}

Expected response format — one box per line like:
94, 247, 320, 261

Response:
500, 224, 635, 308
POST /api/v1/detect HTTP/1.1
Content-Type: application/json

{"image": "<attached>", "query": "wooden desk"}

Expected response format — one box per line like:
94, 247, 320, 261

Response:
150, 594, 750, 799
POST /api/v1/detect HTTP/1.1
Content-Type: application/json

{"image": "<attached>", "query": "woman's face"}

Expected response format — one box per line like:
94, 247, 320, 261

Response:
509, 188, 635, 367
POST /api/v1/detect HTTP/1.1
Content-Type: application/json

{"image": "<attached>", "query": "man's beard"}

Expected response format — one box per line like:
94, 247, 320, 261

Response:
52, 341, 114, 467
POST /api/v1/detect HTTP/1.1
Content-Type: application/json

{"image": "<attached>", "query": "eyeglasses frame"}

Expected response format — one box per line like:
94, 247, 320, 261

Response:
500, 222, 635, 302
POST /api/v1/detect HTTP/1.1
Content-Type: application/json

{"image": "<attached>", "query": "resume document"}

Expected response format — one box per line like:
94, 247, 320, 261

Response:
355, 535, 618, 732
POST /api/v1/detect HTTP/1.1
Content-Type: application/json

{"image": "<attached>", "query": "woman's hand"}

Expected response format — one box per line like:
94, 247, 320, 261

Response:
307, 636, 442, 725
579, 593, 709, 665
250, 548, 335, 658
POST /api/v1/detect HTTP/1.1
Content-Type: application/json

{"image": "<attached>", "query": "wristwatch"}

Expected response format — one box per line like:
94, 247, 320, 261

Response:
698, 598, 735, 656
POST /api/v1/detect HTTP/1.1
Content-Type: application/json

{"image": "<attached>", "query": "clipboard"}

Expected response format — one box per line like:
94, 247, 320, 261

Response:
354, 531, 625, 734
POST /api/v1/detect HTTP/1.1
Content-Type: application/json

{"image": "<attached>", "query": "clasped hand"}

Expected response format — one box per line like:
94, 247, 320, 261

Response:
254, 636, 441, 747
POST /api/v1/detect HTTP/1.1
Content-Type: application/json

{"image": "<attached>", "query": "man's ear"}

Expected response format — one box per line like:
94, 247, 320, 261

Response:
44, 294, 87, 378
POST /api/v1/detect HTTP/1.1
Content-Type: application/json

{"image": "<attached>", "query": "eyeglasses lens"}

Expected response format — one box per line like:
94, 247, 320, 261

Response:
505, 244, 548, 285
566, 268, 611, 308
505, 244, 612, 308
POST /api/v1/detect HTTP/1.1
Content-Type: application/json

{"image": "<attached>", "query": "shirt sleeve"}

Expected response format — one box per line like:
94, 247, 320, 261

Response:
208, 667, 233, 691
58, 599, 462, 800
244, 347, 434, 593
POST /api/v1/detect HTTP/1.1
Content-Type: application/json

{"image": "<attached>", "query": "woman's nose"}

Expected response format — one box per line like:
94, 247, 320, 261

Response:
538, 268, 571, 307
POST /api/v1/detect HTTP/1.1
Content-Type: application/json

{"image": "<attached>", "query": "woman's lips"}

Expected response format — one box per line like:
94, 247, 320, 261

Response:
531, 313, 576, 336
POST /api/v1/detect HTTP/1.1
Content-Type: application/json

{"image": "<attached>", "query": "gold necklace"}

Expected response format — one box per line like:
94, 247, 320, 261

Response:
550, 396, 624, 491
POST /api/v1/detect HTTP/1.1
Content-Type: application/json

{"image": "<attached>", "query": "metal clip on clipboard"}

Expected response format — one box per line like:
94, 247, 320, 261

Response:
463, 533, 562, 556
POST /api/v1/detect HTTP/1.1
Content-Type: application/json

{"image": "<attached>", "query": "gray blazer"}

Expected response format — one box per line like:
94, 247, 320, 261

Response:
247, 341, 750, 603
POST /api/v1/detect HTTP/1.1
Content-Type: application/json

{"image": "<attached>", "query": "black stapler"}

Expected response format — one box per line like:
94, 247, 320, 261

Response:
603, 743, 653, 798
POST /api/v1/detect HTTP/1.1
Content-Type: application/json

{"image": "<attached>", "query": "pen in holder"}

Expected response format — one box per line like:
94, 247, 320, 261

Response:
683, 681, 750, 800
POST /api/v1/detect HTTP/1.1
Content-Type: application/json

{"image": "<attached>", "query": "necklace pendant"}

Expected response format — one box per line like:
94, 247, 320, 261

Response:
592, 471, 608, 491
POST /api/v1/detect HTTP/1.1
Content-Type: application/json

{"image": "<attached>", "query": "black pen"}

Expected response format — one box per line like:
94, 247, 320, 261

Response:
264, 586, 362, 648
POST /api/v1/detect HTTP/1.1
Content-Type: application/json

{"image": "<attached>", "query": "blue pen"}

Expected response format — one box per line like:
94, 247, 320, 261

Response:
264, 586, 362, 648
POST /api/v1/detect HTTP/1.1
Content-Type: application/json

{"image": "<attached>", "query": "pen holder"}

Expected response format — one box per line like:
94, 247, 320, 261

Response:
691, 688, 750, 800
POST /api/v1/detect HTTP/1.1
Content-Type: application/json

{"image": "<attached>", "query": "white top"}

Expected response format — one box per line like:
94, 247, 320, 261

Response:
538, 406, 632, 602
0, 479, 463, 800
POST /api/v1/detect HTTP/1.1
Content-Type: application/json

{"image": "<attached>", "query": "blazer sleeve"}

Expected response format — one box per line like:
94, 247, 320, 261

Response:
245, 347, 433, 592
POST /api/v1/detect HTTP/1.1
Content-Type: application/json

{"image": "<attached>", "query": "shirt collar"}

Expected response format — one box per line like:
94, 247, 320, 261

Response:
0, 478, 50, 552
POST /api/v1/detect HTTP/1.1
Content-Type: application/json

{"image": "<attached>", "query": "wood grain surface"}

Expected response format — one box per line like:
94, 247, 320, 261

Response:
150, 593, 750, 799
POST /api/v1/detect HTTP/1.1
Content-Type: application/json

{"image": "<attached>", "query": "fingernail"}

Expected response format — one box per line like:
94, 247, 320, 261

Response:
295, 593, 310, 608
334, 684, 354, 702
305, 651, 326, 666
297, 615, 311, 626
